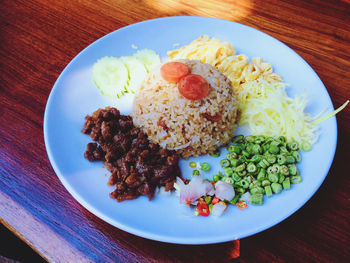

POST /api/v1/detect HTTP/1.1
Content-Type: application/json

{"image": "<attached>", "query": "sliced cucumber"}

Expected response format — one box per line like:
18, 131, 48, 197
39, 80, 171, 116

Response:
92, 56, 129, 98
134, 49, 161, 72
120, 56, 148, 94
92, 49, 160, 99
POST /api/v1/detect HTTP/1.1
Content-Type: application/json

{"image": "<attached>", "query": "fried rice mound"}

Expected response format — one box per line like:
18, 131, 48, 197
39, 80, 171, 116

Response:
131, 59, 238, 159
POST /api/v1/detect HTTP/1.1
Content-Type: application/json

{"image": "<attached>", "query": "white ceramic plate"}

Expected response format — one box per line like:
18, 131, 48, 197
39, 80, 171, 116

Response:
44, 16, 337, 244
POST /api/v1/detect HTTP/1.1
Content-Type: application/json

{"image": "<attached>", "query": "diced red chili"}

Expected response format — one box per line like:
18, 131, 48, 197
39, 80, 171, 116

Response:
236, 201, 247, 210
212, 196, 220, 205
198, 201, 210, 216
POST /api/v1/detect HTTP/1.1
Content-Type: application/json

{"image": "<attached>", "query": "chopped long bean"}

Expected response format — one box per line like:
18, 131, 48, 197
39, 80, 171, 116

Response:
277, 154, 286, 165
250, 193, 264, 205
232, 135, 244, 143
224, 167, 233, 177
268, 173, 279, 183
210, 150, 221, 157
235, 163, 246, 172
247, 163, 257, 173
258, 160, 267, 169
213, 174, 221, 182
292, 151, 301, 162
192, 169, 200, 175
257, 169, 266, 181
238, 170, 247, 177
200, 162, 211, 172
220, 159, 230, 168
230, 195, 240, 205
288, 164, 297, 175
250, 187, 264, 195
291, 175, 302, 184
252, 144, 261, 154
280, 165, 289, 176
240, 179, 249, 188
266, 155, 277, 164
283, 178, 291, 189
262, 180, 271, 187
242, 150, 250, 157
280, 146, 288, 153
213, 134, 307, 207
286, 155, 296, 164
229, 145, 241, 154
232, 172, 241, 182
226, 152, 238, 160
255, 135, 265, 144
269, 144, 279, 154
271, 182, 282, 194
223, 177, 234, 185
279, 175, 285, 184
251, 154, 262, 163
278, 136, 286, 143
230, 158, 240, 167
288, 141, 299, 151
301, 141, 311, 151
265, 186, 273, 197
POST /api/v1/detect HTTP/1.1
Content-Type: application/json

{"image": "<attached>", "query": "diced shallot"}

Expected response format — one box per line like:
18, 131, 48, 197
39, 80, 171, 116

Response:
176, 176, 213, 205
207, 187, 215, 196
240, 192, 251, 203
211, 202, 227, 217
214, 181, 235, 201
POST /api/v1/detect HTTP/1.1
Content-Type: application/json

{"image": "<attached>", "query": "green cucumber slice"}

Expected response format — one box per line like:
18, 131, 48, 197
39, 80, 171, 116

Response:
120, 56, 148, 94
92, 56, 129, 98
134, 49, 161, 72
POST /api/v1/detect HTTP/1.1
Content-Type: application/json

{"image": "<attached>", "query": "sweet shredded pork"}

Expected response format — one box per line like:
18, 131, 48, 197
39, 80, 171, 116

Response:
82, 107, 181, 202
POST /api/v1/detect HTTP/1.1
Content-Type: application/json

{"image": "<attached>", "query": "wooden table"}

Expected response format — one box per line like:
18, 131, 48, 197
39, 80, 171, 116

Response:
1, 0, 349, 262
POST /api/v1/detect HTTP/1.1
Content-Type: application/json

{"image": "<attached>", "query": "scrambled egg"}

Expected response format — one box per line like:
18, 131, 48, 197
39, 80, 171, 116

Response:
167, 35, 282, 88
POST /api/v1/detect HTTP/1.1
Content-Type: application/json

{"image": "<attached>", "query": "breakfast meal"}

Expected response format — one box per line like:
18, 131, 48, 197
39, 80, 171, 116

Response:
82, 35, 348, 216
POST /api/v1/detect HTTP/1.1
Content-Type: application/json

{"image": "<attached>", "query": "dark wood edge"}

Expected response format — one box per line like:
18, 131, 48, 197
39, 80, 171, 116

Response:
0, 191, 93, 262
0, 218, 48, 263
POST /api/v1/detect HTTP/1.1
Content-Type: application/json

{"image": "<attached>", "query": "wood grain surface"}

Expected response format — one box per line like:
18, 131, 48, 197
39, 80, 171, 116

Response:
1, 0, 350, 262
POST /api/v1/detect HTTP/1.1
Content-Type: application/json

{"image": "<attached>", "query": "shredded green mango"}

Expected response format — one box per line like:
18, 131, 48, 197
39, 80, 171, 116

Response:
313, 100, 349, 125
237, 79, 319, 144
237, 79, 348, 146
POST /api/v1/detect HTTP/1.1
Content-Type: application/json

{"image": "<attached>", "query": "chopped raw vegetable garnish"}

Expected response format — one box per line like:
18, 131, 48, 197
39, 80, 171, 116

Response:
200, 162, 211, 172
211, 134, 305, 209
236, 201, 247, 210
198, 200, 210, 216
189, 162, 197, 168
174, 175, 237, 217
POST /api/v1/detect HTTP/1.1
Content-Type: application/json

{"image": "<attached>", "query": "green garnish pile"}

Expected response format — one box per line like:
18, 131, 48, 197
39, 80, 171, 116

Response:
212, 135, 309, 205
